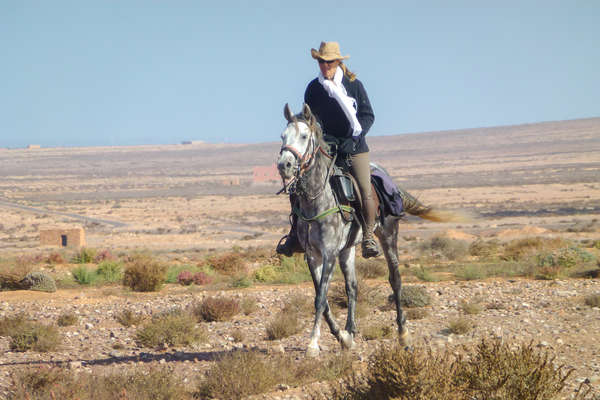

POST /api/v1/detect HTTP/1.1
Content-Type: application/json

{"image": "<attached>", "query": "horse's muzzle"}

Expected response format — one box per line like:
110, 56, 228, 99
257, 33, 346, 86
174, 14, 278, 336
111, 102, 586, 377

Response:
277, 151, 296, 180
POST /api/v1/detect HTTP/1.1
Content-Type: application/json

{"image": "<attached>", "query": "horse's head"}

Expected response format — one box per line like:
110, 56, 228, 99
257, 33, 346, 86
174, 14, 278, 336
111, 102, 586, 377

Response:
277, 103, 318, 181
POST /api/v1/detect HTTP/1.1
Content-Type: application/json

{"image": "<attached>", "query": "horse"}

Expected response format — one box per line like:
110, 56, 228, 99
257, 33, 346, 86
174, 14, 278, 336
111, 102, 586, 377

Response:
277, 103, 461, 357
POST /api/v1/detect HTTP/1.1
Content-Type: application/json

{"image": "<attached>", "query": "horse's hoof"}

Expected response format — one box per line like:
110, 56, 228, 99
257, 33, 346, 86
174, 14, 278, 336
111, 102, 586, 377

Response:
306, 345, 320, 358
339, 330, 355, 350
398, 328, 411, 347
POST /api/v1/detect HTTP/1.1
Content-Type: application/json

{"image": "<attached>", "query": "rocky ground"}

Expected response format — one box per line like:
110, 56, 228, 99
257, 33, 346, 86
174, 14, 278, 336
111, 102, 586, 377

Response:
1, 277, 599, 399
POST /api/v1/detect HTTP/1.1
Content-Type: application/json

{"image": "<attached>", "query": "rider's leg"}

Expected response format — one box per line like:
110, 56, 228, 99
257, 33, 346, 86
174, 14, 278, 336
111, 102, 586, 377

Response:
276, 194, 304, 256
350, 151, 382, 258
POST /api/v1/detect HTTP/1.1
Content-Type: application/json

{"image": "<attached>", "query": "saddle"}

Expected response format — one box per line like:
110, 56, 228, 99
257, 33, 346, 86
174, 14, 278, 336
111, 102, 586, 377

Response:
329, 162, 404, 224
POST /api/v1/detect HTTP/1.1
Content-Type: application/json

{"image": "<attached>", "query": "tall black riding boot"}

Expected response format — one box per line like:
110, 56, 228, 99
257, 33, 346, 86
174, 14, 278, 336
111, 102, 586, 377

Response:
362, 196, 382, 258
276, 214, 303, 257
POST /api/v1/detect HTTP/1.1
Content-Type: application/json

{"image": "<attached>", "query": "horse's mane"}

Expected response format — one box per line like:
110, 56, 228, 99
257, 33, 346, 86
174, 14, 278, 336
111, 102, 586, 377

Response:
292, 112, 330, 154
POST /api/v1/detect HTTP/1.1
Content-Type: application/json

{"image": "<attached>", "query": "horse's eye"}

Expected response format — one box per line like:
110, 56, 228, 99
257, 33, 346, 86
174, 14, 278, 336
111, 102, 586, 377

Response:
301, 134, 308, 140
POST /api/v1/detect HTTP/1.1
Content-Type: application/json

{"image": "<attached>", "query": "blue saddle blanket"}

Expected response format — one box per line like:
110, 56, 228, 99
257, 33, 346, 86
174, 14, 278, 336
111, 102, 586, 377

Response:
370, 163, 404, 217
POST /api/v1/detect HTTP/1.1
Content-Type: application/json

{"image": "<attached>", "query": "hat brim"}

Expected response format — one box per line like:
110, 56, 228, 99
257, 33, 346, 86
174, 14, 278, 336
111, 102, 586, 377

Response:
311, 48, 350, 61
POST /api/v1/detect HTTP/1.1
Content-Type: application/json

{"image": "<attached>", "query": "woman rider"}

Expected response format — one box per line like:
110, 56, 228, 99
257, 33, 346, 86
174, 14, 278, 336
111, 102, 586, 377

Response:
277, 41, 381, 259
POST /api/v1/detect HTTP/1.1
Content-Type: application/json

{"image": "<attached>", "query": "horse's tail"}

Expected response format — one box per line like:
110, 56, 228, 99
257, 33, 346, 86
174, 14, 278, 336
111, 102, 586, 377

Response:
398, 188, 471, 223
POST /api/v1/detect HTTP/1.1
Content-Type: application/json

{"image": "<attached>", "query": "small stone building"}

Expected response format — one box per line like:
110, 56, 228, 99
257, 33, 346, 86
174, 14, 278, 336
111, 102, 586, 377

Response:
40, 227, 86, 248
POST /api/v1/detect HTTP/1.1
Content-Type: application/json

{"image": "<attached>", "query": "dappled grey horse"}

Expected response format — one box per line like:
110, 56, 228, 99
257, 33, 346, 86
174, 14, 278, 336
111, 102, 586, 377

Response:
277, 103, 459, 357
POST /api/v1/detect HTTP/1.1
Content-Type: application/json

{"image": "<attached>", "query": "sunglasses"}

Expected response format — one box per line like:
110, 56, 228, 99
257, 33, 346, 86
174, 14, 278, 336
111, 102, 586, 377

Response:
318, 59, 337, 65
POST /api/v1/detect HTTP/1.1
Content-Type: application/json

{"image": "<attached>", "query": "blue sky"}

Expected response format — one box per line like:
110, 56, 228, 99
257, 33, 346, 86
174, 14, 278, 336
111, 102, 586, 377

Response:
1, 1, 598, 148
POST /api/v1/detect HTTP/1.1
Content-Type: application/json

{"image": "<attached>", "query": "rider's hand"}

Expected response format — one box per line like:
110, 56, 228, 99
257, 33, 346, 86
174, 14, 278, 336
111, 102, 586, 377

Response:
339, 137, 356, 155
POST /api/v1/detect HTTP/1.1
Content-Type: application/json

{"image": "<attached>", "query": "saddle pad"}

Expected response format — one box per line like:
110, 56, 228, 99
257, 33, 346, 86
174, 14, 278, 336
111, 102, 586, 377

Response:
370, 165, 404, 217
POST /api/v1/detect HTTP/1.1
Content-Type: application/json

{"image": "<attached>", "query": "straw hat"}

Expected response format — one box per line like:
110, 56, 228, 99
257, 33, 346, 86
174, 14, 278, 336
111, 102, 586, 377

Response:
310, 41, 350, 61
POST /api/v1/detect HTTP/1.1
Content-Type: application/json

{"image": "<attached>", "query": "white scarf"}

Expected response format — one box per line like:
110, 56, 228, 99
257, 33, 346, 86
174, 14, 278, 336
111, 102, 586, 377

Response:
318, 66, 362, 138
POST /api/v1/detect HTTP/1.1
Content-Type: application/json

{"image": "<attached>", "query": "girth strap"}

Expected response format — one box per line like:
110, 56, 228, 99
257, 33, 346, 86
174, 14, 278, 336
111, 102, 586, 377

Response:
293, 205, 354, 222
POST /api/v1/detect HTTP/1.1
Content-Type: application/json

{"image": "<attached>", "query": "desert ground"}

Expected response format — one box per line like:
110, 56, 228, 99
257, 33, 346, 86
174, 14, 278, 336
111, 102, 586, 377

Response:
0, 117, 599, 398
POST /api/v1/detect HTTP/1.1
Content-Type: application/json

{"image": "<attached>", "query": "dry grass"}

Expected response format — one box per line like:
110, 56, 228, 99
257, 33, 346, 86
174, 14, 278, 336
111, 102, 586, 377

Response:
324, 339, 581, 400
194, 296, 241, 322
135, 309, 207, 348
361, 322, 394, 340
356, 257, 388, 279
584, 293, 600, 308
10, 365, 191, 399
115, 309, 146, 327
448, 317, 474, 335
460, 299, 483, 315
122, 253, 167, 292
197, 350, 353, 400
8, 321, 61, 352
266, 311, 302, 340
57, 312, 78, 327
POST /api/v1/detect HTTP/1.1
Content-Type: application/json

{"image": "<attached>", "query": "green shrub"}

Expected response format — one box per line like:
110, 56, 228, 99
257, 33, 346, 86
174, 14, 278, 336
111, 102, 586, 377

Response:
413, 266, 439, 282
266, 311, 301, 340
57, 313, 78, 327
254, 265, 279, 282
71, 266, 98, 285
230, 274, 253, 288
71, 247, 97, 264
96, 260, 123, 282
194, 296, 241, 322
135, 310, 207, 348
19, 272, 57, 292
122, 253, 167, 292
455, 264, 485, 281
9, 321, 61, 352
400, 286, 431, 308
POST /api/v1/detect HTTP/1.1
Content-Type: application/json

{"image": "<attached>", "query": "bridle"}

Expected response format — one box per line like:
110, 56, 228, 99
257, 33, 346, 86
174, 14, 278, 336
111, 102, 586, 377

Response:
278, 121, 335, 199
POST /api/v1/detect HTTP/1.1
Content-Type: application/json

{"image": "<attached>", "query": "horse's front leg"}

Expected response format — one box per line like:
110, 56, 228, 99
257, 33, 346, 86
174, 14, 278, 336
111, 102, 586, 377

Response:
338, 246, 357, 350
376, 218, 410, 346
307, 251, 338, 357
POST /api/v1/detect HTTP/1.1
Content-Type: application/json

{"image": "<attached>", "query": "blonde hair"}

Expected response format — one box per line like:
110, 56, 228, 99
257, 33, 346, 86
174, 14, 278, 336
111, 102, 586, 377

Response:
340, 62, 357, 81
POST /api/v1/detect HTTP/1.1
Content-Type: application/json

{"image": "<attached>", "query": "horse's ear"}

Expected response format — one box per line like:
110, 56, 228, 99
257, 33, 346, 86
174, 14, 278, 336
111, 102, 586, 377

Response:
284, 103, 294, 123
302, 103, 313, 121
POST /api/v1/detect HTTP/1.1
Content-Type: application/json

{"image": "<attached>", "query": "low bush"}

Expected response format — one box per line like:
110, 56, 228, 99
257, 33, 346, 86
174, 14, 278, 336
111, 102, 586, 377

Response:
177, 270, 194, 285
469, 239, 501, 258
0, 314, 28, 336
45, 252, 65, 264
194, 297, 240, 322
9, 321, 61, 352
122, 253, 167, 292
93, 249, 116, 263
71, 266, 98, 285
584, 293, 600, 308
0, 259, 34, 289
361, 323, 393, 340
455, 264, 485, 281
10, 365, 191, 399
230, 274, 253, 288
193, 271, 212, 285
404, 308, 429, 320
419, 236, 469, 260
57, 313, 78, 327
115, 309, 145, 327
204, 252, 247, 276
19, 272, 57, 292
460, 299, 483, 315
448, 317, 474, 335
71, 247, 97, 264
241, 296, 258, 315
400, 286, 431, 308
253, 254, 312, 284
502, 237, 567, 261
266, 311, 301, 340
413, 266, 439, 282
96, 261, 123, 283
325, 339, 577, 400
135, 309, 207, 348
356, 258, 388, 279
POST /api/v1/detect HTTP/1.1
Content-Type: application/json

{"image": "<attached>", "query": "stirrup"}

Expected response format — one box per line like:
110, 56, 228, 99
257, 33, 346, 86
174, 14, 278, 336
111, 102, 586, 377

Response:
362, 238, 381, 258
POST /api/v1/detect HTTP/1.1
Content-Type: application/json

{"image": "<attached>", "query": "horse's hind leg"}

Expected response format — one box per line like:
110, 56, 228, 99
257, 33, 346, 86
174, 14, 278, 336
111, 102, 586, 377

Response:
376, 217, 410, 345
307, 252, 340, 357
338, 246, 357, 349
